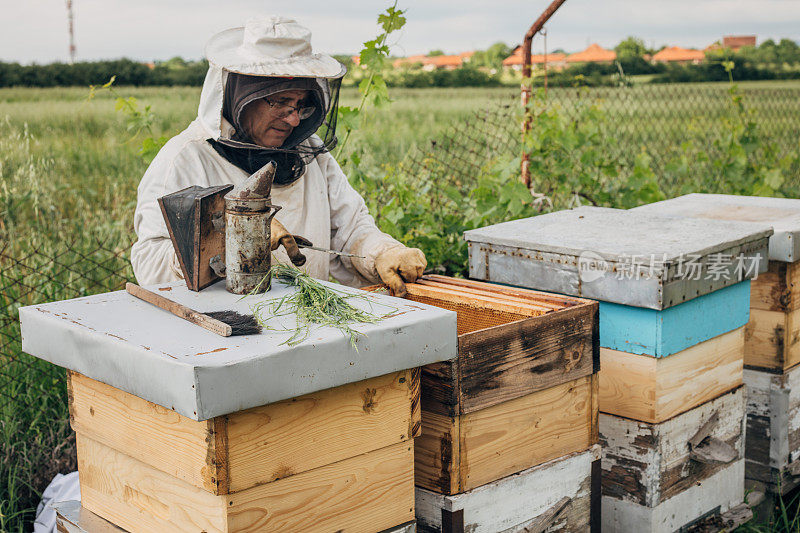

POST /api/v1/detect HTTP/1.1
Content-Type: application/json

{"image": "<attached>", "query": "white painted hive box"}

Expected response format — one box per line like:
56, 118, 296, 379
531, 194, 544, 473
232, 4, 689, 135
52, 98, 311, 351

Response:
464, 206, 772, 309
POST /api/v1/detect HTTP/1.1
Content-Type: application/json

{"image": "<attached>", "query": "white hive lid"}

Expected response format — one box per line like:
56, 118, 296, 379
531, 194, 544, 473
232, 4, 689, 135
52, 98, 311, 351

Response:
20, 280, 457, 420
465, 206, 772, 263
464, 206, 772, 309
632, 193, 800, 262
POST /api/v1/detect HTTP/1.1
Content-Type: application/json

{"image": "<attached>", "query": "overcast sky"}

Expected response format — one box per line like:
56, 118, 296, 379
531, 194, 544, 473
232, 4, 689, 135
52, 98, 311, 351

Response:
2, 0, 800, 64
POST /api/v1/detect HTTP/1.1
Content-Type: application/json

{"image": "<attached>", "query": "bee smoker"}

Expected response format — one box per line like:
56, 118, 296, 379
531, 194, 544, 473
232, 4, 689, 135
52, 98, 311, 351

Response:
223, 162, 280, 295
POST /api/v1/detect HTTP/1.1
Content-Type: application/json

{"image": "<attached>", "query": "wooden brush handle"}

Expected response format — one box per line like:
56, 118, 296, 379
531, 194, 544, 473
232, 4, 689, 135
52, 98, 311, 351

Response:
126, 282, 232, 337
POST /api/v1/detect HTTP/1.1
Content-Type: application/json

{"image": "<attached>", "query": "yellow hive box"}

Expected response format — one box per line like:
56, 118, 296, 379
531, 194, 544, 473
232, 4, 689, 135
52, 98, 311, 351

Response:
69, 369, 419, 533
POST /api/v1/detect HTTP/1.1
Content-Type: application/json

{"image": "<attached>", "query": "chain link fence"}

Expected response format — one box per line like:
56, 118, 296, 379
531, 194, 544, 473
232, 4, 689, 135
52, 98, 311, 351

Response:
1, 81, 799, 531
0, 235, 133, 531
405, 82, 800, 198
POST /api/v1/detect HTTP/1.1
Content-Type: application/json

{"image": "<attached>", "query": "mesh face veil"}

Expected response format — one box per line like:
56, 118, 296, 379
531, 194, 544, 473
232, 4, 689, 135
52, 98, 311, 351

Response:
221, 72, 341, 159
208, 72, 343, 184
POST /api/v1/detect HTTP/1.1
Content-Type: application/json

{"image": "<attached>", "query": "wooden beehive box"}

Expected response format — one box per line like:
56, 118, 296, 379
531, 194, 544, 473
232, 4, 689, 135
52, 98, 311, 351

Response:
69, 369, 419, 532
21, 279, 459, 532
601, 386, 746, 533
600, 326, 745, 424
632, 193, 800, 498
380, 275, 599, 495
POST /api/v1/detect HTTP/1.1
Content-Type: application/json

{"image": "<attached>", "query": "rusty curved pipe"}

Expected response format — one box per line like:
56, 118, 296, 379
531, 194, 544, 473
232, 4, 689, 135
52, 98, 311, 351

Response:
521, 0, 568, 187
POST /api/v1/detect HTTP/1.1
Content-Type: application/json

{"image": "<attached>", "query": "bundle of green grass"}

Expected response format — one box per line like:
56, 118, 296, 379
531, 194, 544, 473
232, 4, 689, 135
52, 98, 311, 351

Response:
251, 264, 392, 347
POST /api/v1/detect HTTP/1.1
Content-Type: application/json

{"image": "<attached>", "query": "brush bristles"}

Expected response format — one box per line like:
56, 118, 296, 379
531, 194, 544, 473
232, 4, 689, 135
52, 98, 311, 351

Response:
206, 311, 262, 336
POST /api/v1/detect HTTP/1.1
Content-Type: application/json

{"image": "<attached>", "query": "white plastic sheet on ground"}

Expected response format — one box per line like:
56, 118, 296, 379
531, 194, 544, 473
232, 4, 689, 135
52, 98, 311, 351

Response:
33, 471, 80, 533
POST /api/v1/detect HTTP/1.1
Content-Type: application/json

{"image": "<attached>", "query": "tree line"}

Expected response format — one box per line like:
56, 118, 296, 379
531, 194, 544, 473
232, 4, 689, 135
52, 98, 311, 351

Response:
2, 38, 799, 88
0, 57, 207, 88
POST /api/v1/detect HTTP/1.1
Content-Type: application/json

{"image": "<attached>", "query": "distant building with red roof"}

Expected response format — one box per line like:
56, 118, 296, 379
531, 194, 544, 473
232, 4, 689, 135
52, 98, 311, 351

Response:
723, 35, 757, 51
393, 52, 474, 71
706, 35, 758, 53
567, 44, 617, 64
426, 55, 463, 70
502, 46, 567, 70
651, 46, 705, 64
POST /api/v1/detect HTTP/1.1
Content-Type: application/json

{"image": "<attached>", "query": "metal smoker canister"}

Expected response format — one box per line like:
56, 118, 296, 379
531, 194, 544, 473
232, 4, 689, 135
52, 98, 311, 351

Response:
224, 162, 280, 294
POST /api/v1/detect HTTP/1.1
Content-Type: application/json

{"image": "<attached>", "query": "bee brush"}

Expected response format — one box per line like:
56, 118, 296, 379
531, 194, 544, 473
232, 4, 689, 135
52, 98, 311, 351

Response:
126, 283, 261, 337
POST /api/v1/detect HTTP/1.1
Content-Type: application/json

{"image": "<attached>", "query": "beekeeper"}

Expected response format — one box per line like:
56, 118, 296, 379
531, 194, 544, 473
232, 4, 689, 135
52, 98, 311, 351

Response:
131, 16, 426, 296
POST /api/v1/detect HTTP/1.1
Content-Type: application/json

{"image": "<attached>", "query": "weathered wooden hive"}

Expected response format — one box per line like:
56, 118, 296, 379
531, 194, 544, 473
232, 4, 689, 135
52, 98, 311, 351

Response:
380, 275, 600, 533
634, 193, 800, 498
20, 280, 458, 533
465, 206, 772, 532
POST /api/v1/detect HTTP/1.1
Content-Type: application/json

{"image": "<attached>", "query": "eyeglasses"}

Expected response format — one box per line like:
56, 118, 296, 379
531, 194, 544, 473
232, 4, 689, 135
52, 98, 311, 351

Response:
264, 98, 316, 120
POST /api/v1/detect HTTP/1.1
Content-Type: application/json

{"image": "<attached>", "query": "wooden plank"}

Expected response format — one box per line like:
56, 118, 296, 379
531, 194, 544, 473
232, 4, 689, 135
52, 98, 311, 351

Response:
601, 460, 744, 533
409, 367, 422, 439
750, 261, 789, 312
404, 290, 530, 337
416, 446, 598, 533
785, 307, 800, 369
77, 434, 227, 533
457, 303, 597, 414
590, 373, 600, 446
600, 386, 744, 508
413, 279, 559, 314
79, 433, 415, 533
790, 262, 800, 312
68, 371, 222, 493
227, 442, 415, 532
416, 376, 595, 495
599, 328, 744, 423
599, 346, 658, 422
744, 366, 800, 494
405, 283, 544, 320
70, 369, 416, 495
745, 308, 786, 370
745, 307, 800, 371
226, 368, 417, 492
415, 410, 460, 494
600, 281, 751, 358
460, 375, 595, 492
423, 274, 590, 309
421, 360, 460, 417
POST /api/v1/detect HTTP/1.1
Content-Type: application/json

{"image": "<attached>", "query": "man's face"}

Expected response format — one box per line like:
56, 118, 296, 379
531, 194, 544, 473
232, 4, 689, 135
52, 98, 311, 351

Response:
240, 89, 310, 148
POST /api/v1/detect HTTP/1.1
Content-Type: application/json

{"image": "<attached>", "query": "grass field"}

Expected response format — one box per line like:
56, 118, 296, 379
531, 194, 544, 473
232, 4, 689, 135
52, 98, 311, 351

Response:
2, 80, 800, 531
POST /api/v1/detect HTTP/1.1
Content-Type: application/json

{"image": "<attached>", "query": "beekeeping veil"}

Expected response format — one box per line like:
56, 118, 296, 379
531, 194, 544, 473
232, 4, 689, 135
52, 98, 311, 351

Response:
199, 16, 346, 184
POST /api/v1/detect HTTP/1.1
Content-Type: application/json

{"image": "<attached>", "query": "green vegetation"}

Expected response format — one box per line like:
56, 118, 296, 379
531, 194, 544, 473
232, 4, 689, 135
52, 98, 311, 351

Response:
470, 42, 513, 71
615, 36, 650, 59
0, 58, 208, 88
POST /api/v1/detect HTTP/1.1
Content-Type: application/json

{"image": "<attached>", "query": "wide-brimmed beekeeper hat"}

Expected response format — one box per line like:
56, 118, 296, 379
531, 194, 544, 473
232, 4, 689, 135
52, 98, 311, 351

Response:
205, 16, 346, 79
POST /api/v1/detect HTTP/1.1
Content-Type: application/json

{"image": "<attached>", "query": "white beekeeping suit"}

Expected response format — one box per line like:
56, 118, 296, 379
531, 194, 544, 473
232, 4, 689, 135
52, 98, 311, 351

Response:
132, 16, 425, 294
